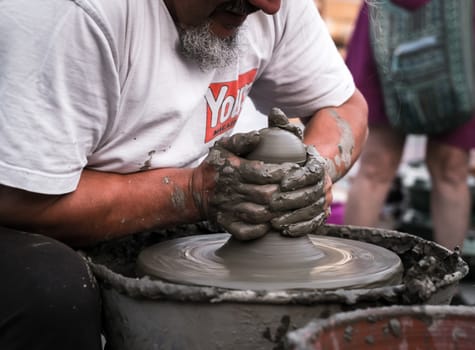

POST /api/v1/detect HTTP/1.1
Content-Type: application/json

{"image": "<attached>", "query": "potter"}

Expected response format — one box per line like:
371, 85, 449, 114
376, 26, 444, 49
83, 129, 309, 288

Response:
0, 0, 369, 348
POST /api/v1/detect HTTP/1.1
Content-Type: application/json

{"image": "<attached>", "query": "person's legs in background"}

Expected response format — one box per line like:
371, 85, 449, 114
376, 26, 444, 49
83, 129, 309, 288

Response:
426, 140, 471, 251
344, 125, 406, 226
0, 227, 103, 350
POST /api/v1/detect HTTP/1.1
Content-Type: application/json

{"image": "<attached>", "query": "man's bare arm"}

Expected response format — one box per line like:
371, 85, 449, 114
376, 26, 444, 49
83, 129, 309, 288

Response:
302, 88, 368, 182
0, 90, 367, 246
0, 167, 207, 247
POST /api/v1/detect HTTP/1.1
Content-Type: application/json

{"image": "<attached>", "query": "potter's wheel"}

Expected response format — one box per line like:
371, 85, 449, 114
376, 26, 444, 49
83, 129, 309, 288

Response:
138, 120, 403, 291
137, 233, 403, 290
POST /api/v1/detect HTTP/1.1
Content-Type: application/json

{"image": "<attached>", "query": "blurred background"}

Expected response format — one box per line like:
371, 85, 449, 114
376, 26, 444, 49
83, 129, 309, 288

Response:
237, 0, 475, 273
314, 0, 475, 304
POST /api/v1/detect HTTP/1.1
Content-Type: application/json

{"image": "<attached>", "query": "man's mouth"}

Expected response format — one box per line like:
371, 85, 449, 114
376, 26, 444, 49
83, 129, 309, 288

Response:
210, 11, 247, 31
220, 0, 259, 16
206, 1, 259, 37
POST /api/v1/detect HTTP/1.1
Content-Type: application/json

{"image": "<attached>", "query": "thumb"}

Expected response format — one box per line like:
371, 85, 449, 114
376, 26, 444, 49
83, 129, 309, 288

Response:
267, 107, 303, 140
215, 131, 261, 156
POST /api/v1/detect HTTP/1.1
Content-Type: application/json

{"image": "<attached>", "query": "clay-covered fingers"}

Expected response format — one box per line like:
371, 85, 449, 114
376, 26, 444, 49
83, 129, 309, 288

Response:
208, 144, 300, 186
267, 107, 303, 139
231, 183, 279, 205
216, 213, 271, 240
271, 198, 325, 227
202, 139, 291, 241
269, 146, 333, 236
217, 201, 276, 224
238, 161, 300, 185
200, 130, 333, 240
270, 181, 325, 211
271, 147, 328, 211
211, 189, 278, 240
275, 211, 328, 237
280, 145, 326, 191
214, 131, 261, 156
322, 173, 333, 210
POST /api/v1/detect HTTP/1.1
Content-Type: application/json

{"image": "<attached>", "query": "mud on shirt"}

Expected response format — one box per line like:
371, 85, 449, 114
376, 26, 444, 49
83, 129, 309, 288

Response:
0, 0, 354, 195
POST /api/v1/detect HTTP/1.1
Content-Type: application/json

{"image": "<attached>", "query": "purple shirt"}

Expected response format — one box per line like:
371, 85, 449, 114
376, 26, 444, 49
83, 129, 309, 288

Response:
391, 0, 430, 11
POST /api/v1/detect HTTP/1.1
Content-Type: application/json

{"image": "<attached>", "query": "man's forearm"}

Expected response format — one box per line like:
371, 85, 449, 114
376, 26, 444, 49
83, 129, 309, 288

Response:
302, 89, 368, 182
0, 168, 204, 247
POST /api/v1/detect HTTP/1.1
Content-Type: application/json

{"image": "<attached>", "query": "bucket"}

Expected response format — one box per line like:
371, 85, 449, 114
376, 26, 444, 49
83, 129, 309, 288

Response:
83, 224, 468, 350
285, 305, 475, 350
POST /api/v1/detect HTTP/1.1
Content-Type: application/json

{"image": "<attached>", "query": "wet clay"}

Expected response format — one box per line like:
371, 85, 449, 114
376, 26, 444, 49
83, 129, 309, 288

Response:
136, 232, 403, 290
246, 128, 307, 165
204, 125, 327, 239
324, 109, 355, 181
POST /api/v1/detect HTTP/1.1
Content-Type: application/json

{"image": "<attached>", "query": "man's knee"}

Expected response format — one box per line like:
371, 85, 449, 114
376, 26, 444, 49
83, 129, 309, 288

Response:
426, 143, 469, 186
358, 150, 400, 184
0, 228, 102, 350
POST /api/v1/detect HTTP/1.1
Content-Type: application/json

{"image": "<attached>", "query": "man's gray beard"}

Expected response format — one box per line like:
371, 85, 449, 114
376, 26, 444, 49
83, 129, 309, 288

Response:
178, 21, 243, 71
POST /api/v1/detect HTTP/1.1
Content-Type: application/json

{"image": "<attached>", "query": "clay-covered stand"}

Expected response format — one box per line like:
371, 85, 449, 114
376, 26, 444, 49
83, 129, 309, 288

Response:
83, 224, 468, 350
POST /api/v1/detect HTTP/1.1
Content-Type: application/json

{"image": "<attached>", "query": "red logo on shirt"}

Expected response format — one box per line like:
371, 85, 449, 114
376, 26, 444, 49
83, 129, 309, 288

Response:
204, 69, 257, 142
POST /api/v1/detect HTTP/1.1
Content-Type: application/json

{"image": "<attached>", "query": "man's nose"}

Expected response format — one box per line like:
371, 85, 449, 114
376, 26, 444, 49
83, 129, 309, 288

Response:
248, 0, 281, 15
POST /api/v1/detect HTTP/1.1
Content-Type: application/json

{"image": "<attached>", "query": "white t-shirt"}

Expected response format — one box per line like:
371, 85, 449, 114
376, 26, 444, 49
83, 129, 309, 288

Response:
0, 0, 355, 195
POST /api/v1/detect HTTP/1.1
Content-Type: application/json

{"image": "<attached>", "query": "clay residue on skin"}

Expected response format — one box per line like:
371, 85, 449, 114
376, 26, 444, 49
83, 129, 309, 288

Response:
326, 109, 355, 180
271, 198, 326, 236
239, 162, 299, 184
160, 176, 186, 211
270, 185, 323, 211
171, 185, 186, 211
324, 160, 338, 182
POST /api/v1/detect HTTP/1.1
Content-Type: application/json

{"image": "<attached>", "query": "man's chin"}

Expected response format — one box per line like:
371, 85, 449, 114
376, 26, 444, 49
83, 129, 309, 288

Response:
209, 24, 240, 40
178, 22, 244, 71
208, 12, 247, 39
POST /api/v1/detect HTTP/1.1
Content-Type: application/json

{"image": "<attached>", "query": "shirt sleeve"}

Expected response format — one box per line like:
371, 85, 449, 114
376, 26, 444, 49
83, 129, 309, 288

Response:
0, 0, 119, 194
249, 0, 355, 118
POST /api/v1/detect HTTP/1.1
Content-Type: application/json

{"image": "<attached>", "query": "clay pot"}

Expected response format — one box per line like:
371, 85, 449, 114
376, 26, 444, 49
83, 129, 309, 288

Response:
246, 127, 307, 164
286, 305, 475, 350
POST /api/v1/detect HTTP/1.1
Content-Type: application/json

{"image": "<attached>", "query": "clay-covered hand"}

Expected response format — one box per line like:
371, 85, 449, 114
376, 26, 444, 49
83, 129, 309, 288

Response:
194, 131, 302, 240
267, 107, 303, 140
193, 108, 331, 240
264, 107, 331, 236
269, 145, 332, 237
